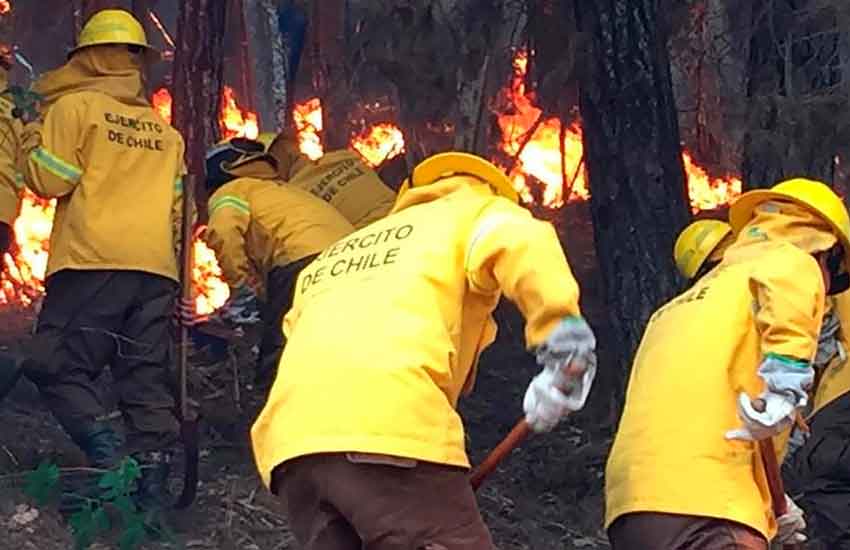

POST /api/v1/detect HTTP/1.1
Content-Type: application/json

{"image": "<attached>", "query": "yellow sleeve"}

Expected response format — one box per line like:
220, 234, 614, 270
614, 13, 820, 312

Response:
205, 190, 256, 292
464, 200, 582, 347
750, 246, 825, 362
171, 152, 195, 260
21, 95, 84, 198
0, 107, 21, 223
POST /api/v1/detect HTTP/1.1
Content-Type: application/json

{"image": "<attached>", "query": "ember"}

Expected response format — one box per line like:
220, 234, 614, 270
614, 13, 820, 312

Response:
0, 1, 10, 15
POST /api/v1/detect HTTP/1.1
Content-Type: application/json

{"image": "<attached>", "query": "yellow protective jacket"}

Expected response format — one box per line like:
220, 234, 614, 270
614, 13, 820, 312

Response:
251, 175, 582, 488
0, 101, 22, 226
0, 70, 23, 225
287, 150, 396, 229
21, 90, 185, 281
605, 203, 833, 540
205, 177, 354, 299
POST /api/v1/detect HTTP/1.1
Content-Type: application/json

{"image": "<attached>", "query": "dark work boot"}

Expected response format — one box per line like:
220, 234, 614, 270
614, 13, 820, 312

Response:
132, 450, 173, 512
60, 423, 122, 515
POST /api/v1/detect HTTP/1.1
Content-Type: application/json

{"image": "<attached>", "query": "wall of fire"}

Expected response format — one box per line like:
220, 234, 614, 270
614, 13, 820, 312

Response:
0, 1, 743, 314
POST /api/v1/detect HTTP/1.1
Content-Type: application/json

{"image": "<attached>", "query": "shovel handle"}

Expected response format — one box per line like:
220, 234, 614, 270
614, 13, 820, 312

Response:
752, 399, 802, 549
469, 419, 531, 491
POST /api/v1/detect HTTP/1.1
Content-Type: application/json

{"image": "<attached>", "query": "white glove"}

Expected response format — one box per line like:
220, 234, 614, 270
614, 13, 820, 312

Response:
524, 318, 598, 433
725, 392, 795, 441
535, 316, 597, 373
726, 354, 813, 441
776, 494, 807, 544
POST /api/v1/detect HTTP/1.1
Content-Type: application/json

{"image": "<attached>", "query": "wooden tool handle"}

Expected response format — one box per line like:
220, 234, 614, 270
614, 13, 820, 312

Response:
752, 399, 802, 549
470, 419, 532, 490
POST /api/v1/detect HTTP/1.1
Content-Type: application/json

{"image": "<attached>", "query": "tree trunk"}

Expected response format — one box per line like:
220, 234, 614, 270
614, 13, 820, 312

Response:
312, 0, 350, 150
244, 0, 288, 133
575, 0, 691, 411
171, 0, 227, 220
742, 0, 839, 189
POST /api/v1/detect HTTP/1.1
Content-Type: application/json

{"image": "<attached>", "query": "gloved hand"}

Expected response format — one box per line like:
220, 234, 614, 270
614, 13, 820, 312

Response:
535, 316, 597, 372
524, 316, 597, 433
776, 494, 807, 545
726, 354, 813, 442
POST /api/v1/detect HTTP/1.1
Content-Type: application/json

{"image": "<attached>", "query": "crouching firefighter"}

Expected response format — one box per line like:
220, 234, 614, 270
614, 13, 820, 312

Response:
251, 152, 598, 550
227, 133, 397, 228
17, 9, 186, 511
187, 137, 355, 387
605, 178, 850, 549
0, 49, 25, 399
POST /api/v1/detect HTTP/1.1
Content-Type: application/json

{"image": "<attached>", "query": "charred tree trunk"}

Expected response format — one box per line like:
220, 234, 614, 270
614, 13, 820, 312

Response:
312, 0, 350, 150
171, 0, 227, 220
575, 0, 690, 413
742, 0, 839, 189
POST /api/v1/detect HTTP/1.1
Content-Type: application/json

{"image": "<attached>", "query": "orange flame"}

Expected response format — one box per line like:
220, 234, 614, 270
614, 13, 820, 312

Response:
0, 1, 10, 15
682, 151, 742, 213
193, 232, 230, 314
152, 87, 172, 124
496, 50, 741, 213
496, 51, 587, 208
219, 85, 259, 140
293, 98, 405, 167
0, 189, 54, 306
293, 98, 324, 160
351, 123, 406, 167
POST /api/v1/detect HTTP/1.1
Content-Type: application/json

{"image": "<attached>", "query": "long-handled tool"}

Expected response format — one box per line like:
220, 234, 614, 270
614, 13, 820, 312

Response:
752, 399, 802, 550
470, 419, 532, 490
174, 174, 200, 509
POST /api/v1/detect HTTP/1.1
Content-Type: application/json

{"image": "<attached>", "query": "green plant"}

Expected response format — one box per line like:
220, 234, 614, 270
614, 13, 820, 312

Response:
24, 457, 177, 550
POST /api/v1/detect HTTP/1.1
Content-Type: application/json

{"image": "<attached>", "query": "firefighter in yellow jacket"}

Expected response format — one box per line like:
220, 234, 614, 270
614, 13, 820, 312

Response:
18, 10, 185, 509
251, 152, 598, 549
605, 179, 850, 549
0, 49, 23, 268
226, 133, 396, 228
200, 138, 354, 386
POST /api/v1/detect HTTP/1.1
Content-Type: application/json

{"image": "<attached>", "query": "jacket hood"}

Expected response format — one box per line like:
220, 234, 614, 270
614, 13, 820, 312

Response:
724, 200, 837, 262
34, 45, 149, 110
390, 175, 495, 214
224, 156, 280, 180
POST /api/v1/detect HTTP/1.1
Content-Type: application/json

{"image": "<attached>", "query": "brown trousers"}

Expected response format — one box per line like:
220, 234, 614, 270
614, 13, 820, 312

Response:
608, 512, 768, 550
272, 453, 495, 550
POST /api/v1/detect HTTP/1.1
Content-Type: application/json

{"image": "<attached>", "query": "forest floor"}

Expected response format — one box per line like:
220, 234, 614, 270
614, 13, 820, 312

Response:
0, 203, 616, 550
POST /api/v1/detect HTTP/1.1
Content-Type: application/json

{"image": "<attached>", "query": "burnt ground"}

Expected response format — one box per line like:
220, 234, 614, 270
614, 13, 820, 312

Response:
0, 203, 615, 550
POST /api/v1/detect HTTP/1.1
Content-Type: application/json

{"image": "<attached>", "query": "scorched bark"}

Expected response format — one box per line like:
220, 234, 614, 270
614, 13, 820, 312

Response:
171, 0, 227, 219
576, 0, 690, 407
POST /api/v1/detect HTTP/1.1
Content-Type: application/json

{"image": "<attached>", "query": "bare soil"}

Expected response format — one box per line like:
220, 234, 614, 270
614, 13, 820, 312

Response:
0, 203, 614, 550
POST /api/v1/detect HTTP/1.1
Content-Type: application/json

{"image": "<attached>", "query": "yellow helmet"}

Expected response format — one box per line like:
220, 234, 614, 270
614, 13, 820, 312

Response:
399, 152, 519, 204
729, 178, 850, 271
71, 10, 158, 59
674, 219, 733, 280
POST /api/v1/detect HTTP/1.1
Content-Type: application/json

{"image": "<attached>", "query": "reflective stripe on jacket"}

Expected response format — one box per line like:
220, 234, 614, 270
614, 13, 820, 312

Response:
205, 177, 354, 299
21, 90, 185, 280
